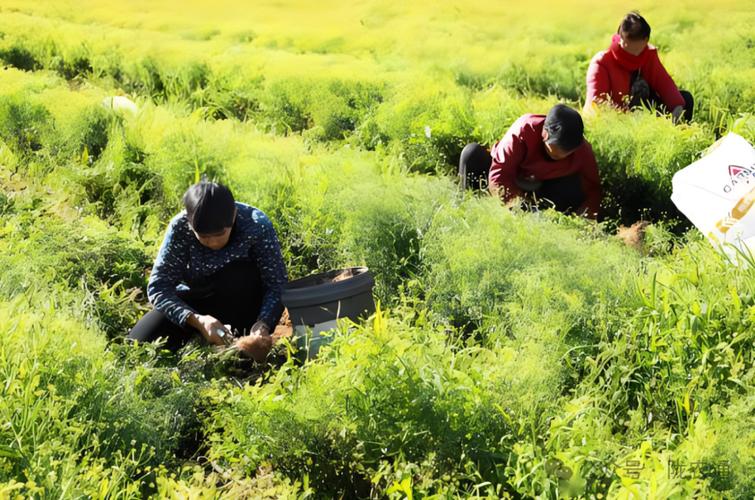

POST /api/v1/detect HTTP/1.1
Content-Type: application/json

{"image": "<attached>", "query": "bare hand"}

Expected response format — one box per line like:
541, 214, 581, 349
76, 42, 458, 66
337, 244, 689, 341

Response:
249, 320, 270, 337
187, 313, 230, 346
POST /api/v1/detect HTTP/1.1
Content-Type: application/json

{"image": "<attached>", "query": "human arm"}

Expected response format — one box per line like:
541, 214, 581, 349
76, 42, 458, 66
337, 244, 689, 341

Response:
249, 211, 288, 332
146, 217, 198, 328
488, 118, 528, 202
583, 54, 612, 114
577, 147, 602, 219
645, 51, 685, 116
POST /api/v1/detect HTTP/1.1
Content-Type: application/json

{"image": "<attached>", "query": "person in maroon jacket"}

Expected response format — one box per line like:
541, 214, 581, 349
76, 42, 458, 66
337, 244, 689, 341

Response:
584, 11, 693, 123
459, 104, 601, 218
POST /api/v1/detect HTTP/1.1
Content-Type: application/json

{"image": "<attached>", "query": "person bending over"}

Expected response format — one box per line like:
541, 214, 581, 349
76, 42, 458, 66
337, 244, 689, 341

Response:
459, 104, 601, 218
129, 181, 288, 352
584, 11, 693, 123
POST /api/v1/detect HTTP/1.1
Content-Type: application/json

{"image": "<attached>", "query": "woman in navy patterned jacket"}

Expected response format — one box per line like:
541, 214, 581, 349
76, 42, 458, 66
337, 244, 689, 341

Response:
128, 181, 288, 351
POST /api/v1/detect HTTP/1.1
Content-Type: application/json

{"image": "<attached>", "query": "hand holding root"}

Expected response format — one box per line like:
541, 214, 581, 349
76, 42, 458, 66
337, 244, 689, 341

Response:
249, 320, 270, 337
188, 313, 231, 346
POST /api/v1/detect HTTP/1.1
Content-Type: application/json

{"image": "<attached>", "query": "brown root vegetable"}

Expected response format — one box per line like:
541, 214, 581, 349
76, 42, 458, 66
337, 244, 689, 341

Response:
273, 308, 293, 340
617, 221, 649, 251
235, 334, 273, 362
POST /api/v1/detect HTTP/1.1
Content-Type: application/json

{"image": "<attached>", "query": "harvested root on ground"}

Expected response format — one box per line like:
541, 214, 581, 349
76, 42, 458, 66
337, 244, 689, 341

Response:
617, 221, 650, 251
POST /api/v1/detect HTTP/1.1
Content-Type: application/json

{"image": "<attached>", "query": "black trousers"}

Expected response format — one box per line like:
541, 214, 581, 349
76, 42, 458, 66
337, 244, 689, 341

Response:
675, 90, 695, 122
631, 77, 694, 122
459, 143, 586, 213
647, 90, 694, 122
128, 259, 266, 351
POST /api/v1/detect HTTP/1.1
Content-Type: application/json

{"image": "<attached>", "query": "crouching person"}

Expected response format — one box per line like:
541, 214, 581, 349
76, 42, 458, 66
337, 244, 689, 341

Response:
584, 11, 694, 123
459, 104, 601, 219
129, 181, 287, 356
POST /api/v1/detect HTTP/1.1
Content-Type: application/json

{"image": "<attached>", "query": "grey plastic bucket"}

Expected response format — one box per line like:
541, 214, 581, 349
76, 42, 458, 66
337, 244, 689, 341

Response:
281, 267, 375, 360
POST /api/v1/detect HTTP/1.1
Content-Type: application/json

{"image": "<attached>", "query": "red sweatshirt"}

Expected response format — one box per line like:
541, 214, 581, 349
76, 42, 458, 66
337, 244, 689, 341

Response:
585, 34, 685, 111
488, 114, 601, 217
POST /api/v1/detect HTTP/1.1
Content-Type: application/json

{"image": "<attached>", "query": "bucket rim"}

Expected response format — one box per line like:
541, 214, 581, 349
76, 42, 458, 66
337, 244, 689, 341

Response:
282, 267, 374, 308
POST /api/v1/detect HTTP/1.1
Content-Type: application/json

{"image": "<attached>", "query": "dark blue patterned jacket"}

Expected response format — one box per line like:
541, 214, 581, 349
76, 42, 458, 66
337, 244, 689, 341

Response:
147, 202, 287, 328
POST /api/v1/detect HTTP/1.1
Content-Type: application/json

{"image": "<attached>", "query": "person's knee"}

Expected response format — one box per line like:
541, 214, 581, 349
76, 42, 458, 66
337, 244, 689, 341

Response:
128, 309, 173, 343
127, 321, 152, 342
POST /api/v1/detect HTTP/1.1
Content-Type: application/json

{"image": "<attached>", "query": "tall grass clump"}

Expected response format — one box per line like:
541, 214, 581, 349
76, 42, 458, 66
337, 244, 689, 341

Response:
470, 85, 559, 146
0, 293, 206, 497
0, 69, 115, 165
39, 91, 114, 161
421, 199, 637, 340
660, 17, 755, 131
73, 126, 167, 234
0, 95, 51, 155
495, 51, 588, 102
259, 77, 385, 140
585, 108, 714, 225
225, 133, 454, 300
580, 235, 755, 431
564, 236, 755, 497
204, 310, 540, 497
0, 200, 151, 336
357, 79, 475, 174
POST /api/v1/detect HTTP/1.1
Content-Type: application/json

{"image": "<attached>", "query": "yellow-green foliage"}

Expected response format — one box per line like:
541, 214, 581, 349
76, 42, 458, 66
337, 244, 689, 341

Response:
1, 0, 752, 127
0, 1, 753, 497
0, 295, 193, 497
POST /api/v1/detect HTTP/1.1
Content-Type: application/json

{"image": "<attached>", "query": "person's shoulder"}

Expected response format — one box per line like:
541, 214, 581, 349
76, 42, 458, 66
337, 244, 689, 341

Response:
643, 44, 663, 66
167, 211, 190, 233
234, 201, 254, 218
578, 139, 597, 159
515, 114, 545, 135
519, 113, 545, 123
235, 202, 273, 230
160, 211, 192, 248
590, 50, 610, 66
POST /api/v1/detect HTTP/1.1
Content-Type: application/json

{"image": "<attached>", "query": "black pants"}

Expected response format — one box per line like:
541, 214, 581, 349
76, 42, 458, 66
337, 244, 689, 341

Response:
634, 84, 694, 122
459, 143, 586, 213
648, 90, 694, 122
128, 259, 266, 351
629, 71, 694, 122
676, 90, 695, 122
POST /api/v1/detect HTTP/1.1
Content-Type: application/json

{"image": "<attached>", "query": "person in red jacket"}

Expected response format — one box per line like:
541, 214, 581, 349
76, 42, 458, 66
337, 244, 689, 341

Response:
584, 11, 693, 123
459, 104, 601, 218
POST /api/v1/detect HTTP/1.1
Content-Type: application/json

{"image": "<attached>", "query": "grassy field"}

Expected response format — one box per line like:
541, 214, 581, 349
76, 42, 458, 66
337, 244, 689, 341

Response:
0, 0, 753, 498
